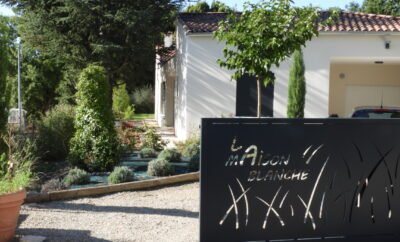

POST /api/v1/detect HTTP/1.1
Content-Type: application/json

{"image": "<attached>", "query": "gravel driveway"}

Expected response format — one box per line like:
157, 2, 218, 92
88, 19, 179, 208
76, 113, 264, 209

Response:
16, 182, 199, 242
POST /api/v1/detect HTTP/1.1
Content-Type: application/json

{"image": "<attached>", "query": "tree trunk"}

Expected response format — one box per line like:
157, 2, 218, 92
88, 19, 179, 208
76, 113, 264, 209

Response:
257, 78, 262, 118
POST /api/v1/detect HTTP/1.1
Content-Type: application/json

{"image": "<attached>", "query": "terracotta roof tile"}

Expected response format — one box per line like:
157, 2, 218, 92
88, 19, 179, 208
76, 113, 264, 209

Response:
178, 11, 400, 34
157, 46, 176, 65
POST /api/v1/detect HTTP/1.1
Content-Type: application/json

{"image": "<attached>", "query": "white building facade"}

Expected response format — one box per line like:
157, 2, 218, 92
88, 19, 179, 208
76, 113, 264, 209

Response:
155, 12, 400, 140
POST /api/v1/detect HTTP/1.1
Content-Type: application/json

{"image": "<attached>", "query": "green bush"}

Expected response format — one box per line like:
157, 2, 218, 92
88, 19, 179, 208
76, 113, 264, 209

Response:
141, 125, 167, 151
108, 166, 134, 184
41, 178, 66, 193
139, 147, 156, 158
182, 143, 200, 157
123, 105, 135, 120
63, 167, 90, 186
147, 158, 175, 177
131, 84, 154, 113
175, 132, 200, 153
36, 104, 76, 160
113, 83, 135, 120
158, 148, 181, 162
68, 65, 119, 172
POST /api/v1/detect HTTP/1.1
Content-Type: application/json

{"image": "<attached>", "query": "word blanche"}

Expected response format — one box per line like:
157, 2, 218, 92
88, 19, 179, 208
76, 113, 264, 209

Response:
248, 169, 309, 182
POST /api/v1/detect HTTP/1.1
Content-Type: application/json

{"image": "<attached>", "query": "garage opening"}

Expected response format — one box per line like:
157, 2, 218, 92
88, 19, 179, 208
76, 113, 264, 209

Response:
329, 57, 400, 117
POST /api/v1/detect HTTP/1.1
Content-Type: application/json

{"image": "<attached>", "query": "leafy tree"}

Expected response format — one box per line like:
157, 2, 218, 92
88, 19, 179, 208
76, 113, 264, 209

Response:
346, 0, 399, 15
346, 2, 362, 12
362, 0, 399, 15
0, 18, 11, 132
210, 1, 234, 12
1, 0, 180, 98
185, 1, 210, 12
214, 0, 335, 117
68, 65, 119, 172
185, 1, 233, 12
287, 49, 306, 118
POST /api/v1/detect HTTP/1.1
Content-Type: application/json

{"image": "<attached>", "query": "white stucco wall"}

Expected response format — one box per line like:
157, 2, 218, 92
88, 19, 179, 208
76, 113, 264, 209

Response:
171, 30, 400, 139
174, 23, 189, 139
185, 35, 236, 136
275, 33, 400, 118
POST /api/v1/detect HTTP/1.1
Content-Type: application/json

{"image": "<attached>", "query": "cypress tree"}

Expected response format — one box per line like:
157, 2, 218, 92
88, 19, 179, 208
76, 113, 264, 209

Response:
287, 49, 306, 118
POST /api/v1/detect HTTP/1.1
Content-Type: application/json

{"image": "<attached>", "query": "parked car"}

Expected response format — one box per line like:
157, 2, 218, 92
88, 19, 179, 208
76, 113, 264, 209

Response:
351, 106, 400, 118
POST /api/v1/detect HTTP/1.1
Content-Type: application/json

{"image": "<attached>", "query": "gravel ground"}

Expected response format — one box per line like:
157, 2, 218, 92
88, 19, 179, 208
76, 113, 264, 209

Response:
16, 182, 199, 242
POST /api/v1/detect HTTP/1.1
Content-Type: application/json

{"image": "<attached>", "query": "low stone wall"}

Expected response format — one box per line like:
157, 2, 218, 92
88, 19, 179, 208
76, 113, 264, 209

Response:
25, 172, 199, 203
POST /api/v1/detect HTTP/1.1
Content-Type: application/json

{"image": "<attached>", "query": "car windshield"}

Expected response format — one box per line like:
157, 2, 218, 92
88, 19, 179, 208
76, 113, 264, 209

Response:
352, 109, 400, 118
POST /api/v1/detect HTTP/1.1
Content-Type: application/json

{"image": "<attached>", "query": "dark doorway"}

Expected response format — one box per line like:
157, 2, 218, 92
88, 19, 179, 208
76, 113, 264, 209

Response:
236, 75, 274, 117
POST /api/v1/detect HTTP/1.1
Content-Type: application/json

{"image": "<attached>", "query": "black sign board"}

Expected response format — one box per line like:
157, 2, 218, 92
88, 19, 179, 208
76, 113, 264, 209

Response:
200, 118, 400, 241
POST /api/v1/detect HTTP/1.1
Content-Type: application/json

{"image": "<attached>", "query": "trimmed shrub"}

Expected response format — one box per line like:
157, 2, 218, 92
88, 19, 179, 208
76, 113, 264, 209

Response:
36, 104, 76, 160
182, 143, 200, 157
113, 83, 135, 120
141, 125, 167, 151
131, 84, 154, 113
157, 148, 181, 162
147, 158, 175, 177
41, 178, 66, 193
63, 167, 90, 186
108, 166, 134, 184
68, 65, 119, 172
139, 147, 156, 158
287, 49, 306, 118
189, 153, 200, 171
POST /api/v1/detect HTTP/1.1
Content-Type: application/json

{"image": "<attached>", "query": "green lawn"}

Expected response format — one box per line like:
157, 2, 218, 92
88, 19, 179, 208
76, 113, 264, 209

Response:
132, 113, 154, 120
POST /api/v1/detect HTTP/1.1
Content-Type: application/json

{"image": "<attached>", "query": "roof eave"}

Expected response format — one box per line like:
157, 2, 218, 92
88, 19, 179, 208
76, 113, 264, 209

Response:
185, 30, 400, 36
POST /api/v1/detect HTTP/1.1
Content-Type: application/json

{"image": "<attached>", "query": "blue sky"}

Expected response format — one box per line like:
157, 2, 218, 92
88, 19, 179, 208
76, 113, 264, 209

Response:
222, 0, 363, 10
0, 1, 364, 16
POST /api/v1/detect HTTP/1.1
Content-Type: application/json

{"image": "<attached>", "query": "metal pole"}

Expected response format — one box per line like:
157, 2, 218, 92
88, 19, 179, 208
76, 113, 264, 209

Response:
17, 38, 22, 129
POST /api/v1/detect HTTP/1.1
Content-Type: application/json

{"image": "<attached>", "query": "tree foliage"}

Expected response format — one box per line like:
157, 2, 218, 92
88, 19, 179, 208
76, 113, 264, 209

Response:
1, 0, 180, 93
346, 0, 400, 15
0, 17, 11, 132
185, 1, 234, 12
287, 49, 306, 118
68, 65, 119, 172
214, 0, 335, 117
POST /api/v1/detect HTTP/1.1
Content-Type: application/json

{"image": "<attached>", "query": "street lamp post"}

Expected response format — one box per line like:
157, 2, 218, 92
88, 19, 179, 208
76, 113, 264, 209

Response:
16, 37, 23, 129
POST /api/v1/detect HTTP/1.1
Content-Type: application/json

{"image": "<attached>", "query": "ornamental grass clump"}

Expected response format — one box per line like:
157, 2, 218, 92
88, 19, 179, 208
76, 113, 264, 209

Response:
0, 130, 37, 194
68, 65, 119, 172
147, 158, 175, 177
108, 166, 134, 184
63, 167, 90, 186
139, 147, 157, 158
157, 148, 181, 162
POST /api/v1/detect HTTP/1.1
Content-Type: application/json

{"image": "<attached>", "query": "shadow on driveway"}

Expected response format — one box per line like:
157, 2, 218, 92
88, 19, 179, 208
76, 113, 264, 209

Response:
15, 228, 111, 242
25, 202, 199, 218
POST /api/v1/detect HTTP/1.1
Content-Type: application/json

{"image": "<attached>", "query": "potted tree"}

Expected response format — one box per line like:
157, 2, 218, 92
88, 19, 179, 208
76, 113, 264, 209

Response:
0, 131, 35, 242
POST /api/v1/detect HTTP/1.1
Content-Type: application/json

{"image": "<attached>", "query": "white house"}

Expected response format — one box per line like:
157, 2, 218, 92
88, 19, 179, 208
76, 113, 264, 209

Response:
155, 12, 400, 140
